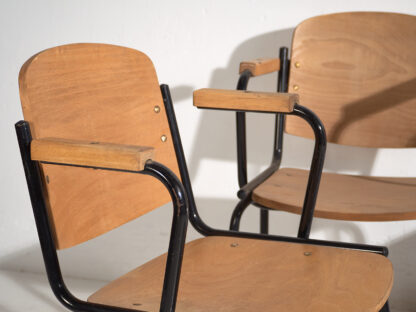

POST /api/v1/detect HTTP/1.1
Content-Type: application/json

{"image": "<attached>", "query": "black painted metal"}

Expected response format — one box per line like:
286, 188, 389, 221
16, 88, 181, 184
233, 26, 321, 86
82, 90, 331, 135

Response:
237, 48, 289, 201
230, 103, 327, 239
15, 121, 143, 312
260, 47, 289, 234
236, 70, 252, 188
161, 84, 215, 237
380, 301, 390, 312
16, 120, 188, 312
229, 195, 252, 231
232, 48, 291, 234
142, 161, 188, 312
161, 84, 389, 257
260, 209, 269, 234
291, 104, 326, 239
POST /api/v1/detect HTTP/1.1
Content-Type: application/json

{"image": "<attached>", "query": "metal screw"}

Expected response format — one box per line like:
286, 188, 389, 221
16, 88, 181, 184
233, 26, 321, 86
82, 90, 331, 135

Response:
293, 85, 299, 91
46, 175, 50, 184
230, 243, 239, 247
161, 135, 167, 142
294, 61, 300, 68
132, 303, 142, 306
154, 105, 160, 113
304, 252, 312, 256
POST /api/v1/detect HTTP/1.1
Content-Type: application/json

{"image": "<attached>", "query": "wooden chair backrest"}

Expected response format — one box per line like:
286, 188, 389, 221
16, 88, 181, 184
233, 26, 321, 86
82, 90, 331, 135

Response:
19, 43, 179, 249
286, 12, 416, 147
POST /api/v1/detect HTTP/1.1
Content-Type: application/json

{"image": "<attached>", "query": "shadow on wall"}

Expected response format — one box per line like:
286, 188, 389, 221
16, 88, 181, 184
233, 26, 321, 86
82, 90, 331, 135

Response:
187, 26, 380, 186
187, 28, 294, 182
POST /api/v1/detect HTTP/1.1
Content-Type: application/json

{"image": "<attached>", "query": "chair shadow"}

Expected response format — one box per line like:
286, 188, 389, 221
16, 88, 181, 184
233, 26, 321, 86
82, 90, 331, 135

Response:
187, 27, 381, 185
169, 85, 195, 103
330, 78, 416, 147
187, 29, 294, 182
184, 29, 384, 244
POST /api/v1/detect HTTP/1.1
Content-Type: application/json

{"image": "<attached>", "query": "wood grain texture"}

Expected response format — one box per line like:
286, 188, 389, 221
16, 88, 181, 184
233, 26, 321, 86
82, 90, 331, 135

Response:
286, 12, 416, 147
31, 138, 154, 172
194, 89, 297, 113
19, 43, 179, 249
253, 168, 416, 221
239, 58, 280, 76
88, 236, 393, 312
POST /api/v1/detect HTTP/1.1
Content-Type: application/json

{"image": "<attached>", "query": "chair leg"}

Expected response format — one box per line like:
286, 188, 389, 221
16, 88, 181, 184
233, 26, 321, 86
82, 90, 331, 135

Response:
379, 301, 390, 312
260, 209, 269, 234
230, 196, 252, 231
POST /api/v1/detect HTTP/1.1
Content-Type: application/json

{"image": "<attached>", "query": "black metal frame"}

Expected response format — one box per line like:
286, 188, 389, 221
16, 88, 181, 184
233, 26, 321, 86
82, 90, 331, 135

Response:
16, 80, 389, 312
232, 102, 326, 239
161, 84, 387, 255
228, 47, 389, 250
16, 121, 188, 312
225, 47, 390, 312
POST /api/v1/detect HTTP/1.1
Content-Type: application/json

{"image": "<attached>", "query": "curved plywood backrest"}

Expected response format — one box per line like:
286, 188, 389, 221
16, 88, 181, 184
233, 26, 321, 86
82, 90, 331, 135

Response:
286, 12, 416, 147
19, 43, 180, 249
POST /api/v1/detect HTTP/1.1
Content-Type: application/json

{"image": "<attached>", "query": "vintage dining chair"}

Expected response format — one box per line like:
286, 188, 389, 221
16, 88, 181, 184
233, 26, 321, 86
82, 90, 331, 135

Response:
227, 12, 416, 244
16, 43, 393, 312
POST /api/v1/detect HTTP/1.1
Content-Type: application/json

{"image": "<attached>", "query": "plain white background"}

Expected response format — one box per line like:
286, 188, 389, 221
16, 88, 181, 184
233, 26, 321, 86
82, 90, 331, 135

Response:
1, 1, 415, 310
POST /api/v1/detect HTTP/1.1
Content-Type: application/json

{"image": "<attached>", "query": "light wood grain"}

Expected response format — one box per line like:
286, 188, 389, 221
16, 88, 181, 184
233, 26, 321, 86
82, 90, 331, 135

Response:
253, 168, 416, 221
194, 89, 297, 113
31, 138, 154, 172
286, 12, 416, 147
239, 58, 280, 76
88, 236, 393, 312
19, 43, 179, 249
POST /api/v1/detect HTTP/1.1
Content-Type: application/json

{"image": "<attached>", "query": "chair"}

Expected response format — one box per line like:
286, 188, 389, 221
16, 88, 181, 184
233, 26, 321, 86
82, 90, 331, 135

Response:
16, 43, 392, 311
227, 12, 416, 243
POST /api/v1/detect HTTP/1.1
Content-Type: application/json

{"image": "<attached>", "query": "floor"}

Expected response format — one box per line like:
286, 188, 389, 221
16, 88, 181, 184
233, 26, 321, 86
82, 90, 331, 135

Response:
0, 269, 105, 312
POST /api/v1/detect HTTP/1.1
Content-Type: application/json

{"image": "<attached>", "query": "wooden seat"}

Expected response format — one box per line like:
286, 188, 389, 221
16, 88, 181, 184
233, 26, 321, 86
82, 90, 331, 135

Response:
253, 168, 416, 221
89, 236, 393, 312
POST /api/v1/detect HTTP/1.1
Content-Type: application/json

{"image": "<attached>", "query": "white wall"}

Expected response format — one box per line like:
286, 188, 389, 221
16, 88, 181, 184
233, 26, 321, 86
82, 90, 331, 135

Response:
1, 0, 415, 310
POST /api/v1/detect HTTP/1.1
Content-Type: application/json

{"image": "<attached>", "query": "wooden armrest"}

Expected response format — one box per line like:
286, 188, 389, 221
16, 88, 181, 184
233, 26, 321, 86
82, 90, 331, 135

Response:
31, 138, 155, 172
239, 58, 280, 76
193, 89, 298, 113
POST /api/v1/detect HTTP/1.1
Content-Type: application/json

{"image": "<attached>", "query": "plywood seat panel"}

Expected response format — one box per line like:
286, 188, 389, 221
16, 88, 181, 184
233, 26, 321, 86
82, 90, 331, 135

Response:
253, 168, 416, 221
88, 236, 392, 312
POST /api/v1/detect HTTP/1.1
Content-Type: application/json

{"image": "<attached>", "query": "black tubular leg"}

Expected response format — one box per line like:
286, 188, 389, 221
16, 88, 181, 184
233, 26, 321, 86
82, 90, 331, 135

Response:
291, 105, 326, 239
16, 121, 143, 312
258, 47, 290, 235
229, 196, 252, 231
236, 70, 252, 188
142, 161, 188, 312
161, 84, 215, 236
260, 209, 269, 234
16, 120, 188, 312
258, 47, 289, 235
379, 301, 390, 312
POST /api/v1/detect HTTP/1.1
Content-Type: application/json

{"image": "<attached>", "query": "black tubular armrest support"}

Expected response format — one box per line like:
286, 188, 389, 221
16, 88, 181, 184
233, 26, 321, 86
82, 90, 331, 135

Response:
237, 103, 327, 239
15, 120, 188, 312
142, 160, 188, 312
290, 104, 326, 238
236, 48, 289, 194
236, 70, 252, 188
